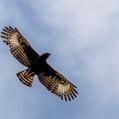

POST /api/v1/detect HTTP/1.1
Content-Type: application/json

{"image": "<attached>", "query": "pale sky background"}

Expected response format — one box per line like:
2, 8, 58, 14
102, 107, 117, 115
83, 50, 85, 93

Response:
0, 0, 119, 119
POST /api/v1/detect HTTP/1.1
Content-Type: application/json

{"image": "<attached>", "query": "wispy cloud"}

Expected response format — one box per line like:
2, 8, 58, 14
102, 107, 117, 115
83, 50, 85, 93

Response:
0, 1, 119, 119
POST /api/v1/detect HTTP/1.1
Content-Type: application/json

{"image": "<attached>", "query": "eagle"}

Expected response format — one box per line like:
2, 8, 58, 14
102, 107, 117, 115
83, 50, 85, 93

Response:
1, 26, 78, 101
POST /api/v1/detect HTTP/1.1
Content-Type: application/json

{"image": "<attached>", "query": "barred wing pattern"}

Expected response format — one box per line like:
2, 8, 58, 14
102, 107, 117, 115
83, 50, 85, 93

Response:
38, 65, 78, 101
1, 26, 78, 101
1, 26, 39, 66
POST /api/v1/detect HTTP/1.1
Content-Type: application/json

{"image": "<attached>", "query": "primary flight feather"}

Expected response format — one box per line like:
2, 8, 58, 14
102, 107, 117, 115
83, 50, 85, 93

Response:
1, 26, 78, 101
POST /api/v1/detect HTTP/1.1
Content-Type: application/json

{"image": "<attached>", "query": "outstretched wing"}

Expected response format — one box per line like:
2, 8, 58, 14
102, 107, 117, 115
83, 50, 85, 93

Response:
1, 26, 39, 66
38, 64, 78, 101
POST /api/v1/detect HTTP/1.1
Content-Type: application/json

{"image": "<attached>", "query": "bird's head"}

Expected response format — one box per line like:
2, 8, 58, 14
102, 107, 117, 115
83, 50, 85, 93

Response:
40, 52, 51, 61
43, 52, 51, 57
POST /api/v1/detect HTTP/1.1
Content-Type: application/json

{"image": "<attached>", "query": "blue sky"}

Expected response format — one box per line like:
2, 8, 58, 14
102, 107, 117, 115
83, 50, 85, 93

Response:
0, 0, 119, 119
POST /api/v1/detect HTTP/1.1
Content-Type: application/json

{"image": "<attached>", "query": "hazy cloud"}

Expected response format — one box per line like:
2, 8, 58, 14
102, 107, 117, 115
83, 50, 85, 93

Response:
0, 1, 119, 119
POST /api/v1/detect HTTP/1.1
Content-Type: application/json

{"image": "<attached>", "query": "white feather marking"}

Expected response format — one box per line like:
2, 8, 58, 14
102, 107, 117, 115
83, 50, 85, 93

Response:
10, 33, 19, 46
57, 83, 70, 94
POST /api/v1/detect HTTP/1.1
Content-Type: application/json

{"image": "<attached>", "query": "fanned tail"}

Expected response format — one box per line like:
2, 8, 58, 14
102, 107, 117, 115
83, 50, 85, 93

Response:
17, 68, 35, 87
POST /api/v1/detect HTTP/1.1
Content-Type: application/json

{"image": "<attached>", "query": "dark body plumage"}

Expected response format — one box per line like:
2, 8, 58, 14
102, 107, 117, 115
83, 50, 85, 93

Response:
1, 26, 78, 101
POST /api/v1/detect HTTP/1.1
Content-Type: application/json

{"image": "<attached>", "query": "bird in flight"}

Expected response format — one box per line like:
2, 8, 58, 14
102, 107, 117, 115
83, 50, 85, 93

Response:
1, 26, 78, 101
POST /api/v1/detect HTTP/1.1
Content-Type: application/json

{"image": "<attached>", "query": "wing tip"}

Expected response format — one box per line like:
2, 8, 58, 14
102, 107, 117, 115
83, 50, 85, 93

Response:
2, 26, 17, 31
59, 88, 78, 102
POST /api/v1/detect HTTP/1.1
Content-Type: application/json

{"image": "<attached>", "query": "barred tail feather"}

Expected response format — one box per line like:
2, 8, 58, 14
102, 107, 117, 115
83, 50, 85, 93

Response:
17, 69, 35, 87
